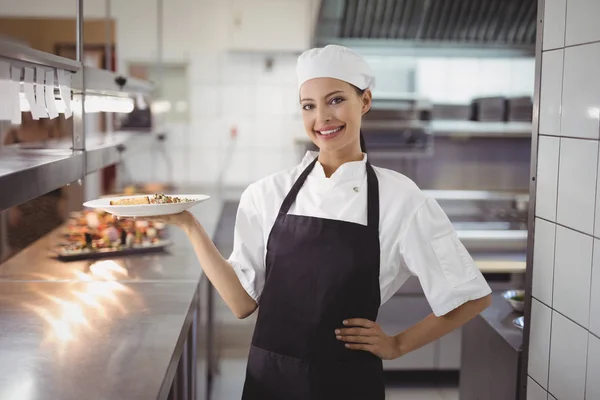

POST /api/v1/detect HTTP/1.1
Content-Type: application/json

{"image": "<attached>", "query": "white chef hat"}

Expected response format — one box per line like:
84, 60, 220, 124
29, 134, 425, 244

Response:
296, 44, 375, 92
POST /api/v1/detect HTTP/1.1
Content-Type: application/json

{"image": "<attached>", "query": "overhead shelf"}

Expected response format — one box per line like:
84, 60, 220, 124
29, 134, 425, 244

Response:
72, 66, 155, 96
431, 121, 533, 138
85, 131, 156, 174
0, 149, 84, 212
0, 38, 81, 72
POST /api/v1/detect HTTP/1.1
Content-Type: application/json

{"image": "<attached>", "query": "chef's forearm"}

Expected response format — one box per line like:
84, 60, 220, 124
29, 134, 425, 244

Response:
184, 218, 258, 319
393, 294, 491, 358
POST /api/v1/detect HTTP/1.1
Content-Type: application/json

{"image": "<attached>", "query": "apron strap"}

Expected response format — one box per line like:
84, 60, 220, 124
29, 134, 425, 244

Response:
278, 157, 319, 216
277, 156, 380, 231
366, 161, 379, 232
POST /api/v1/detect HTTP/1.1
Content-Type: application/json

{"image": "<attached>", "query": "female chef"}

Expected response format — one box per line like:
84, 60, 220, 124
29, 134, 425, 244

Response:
149, 45, 492, 399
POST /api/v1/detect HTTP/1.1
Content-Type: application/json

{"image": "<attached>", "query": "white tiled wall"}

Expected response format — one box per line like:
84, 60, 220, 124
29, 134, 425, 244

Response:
530, 0, 600, 398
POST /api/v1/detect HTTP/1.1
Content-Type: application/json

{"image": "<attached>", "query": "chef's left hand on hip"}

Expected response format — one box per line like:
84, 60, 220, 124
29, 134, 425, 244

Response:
335, 318, 401, 360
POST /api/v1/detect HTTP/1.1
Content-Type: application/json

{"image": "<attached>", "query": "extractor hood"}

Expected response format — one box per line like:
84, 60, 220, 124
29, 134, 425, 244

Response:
315, 0, 537, 55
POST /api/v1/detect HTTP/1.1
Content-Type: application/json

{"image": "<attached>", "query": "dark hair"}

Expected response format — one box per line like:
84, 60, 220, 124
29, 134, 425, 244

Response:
354, 86, 368, 153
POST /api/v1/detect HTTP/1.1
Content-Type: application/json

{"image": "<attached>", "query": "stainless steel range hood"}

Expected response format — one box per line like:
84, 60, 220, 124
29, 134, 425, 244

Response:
315, 0, 537, 56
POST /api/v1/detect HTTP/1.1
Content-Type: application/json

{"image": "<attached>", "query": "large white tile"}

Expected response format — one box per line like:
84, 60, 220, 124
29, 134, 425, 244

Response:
587, 334, 600, 400
222, 84, 255, 118
557, 138, 598, 235
536, 136, 561, 221
561, 43, 600, 140
189, 118, 228, 149
253, 118, 289, 148
190, 84, 221, 117
539, 50, 564, 136
255, 85, 285, 116
528, 377, 548, 400
543, 0, 567, 49
529, 299, 553, 388
221, 53, 262, 85
533, 218, 557, 306
224, 149, 254, 186
553, 226, 594, 327
549, 311, 589, 400
188, 147, 222, 185
565, 0, 600, 46
591, 240, 600, 337
189, 52, 221, 85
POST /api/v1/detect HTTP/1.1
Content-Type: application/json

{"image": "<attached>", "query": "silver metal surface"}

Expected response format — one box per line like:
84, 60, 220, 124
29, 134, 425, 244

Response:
0, 198, 223, 400
104, 0, 114, 134
317, 0, 537, 48
424, 190, 528, 201
0, 150, 85, 212
72, 66, 154, 95
0, 281, 198, 400
76, 0, 84, 64
0, 38, 81, 71
85, 131, 154, 174
520, 0, 544, 398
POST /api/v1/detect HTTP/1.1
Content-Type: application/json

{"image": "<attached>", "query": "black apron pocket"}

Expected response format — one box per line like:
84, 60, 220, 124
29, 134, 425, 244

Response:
242, 345, 310, 400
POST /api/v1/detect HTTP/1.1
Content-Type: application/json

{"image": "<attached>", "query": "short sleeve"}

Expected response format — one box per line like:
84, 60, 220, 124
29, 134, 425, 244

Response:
399, 197, 491, 317
227, 186, 265, 302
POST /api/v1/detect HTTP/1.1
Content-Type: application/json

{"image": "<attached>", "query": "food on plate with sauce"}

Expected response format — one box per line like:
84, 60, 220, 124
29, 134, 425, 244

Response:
109, 193, 193, 206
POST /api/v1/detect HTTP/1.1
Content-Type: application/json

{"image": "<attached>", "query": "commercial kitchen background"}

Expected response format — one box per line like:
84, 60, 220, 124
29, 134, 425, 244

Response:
0, 0, 598, 400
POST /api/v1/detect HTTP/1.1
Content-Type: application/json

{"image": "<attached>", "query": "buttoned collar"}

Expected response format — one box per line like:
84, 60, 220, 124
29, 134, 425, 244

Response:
300, 151, 368, 182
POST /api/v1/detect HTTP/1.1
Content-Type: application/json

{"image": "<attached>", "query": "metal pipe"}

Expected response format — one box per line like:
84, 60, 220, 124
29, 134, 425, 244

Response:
105, 0, 111, 71
157, 0, 164, 93
76, 0, 84, 63
105, 0, 113, 134
74, 0, 86, 152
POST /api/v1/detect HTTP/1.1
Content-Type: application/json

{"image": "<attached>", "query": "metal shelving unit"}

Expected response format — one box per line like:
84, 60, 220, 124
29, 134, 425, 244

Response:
85, 131, 155, 174
72, 66, 154, 96
0, 5, 155, 212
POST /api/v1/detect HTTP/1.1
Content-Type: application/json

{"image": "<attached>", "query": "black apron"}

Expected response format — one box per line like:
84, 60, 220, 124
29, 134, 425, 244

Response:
242, 157, 385, 400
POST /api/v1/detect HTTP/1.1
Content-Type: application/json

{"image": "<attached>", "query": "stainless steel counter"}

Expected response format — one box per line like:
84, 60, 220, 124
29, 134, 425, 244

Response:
0, 281, 198, 400
0, 194, 224, 400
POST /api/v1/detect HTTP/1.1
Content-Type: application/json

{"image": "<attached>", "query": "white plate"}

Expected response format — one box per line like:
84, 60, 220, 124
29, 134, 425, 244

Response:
83, 194, 210, 217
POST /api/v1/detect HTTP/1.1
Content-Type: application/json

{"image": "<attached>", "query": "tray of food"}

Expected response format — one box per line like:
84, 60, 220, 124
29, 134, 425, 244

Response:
53, 209, 172, 261
83, 193, 210, 217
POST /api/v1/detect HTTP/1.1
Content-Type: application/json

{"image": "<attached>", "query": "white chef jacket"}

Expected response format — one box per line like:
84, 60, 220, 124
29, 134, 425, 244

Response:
228, 151, 491, 317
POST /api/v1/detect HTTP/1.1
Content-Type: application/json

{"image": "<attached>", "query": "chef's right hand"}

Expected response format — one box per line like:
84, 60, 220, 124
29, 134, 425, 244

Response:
119, 211, 196, 231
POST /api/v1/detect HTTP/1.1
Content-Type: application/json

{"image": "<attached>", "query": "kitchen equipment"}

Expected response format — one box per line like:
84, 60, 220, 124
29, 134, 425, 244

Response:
513, 316, 524, 330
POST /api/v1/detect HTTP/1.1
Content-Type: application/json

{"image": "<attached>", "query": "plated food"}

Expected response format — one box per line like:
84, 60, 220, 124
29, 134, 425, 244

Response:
109, 193, 194, 206
55, 209, 171, 261
84, 193, 210, 217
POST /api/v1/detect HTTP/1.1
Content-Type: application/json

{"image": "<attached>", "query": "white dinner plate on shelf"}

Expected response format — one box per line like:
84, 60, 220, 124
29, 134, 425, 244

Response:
83, 194, 210, 217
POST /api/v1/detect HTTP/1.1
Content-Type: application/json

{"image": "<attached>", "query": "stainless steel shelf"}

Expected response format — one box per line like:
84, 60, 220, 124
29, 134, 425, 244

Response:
0, 38, 81, 72
431, 121, 532, 138
85, 131, 155, 174
0, 149, 84, 211
73, 66, 154, 95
